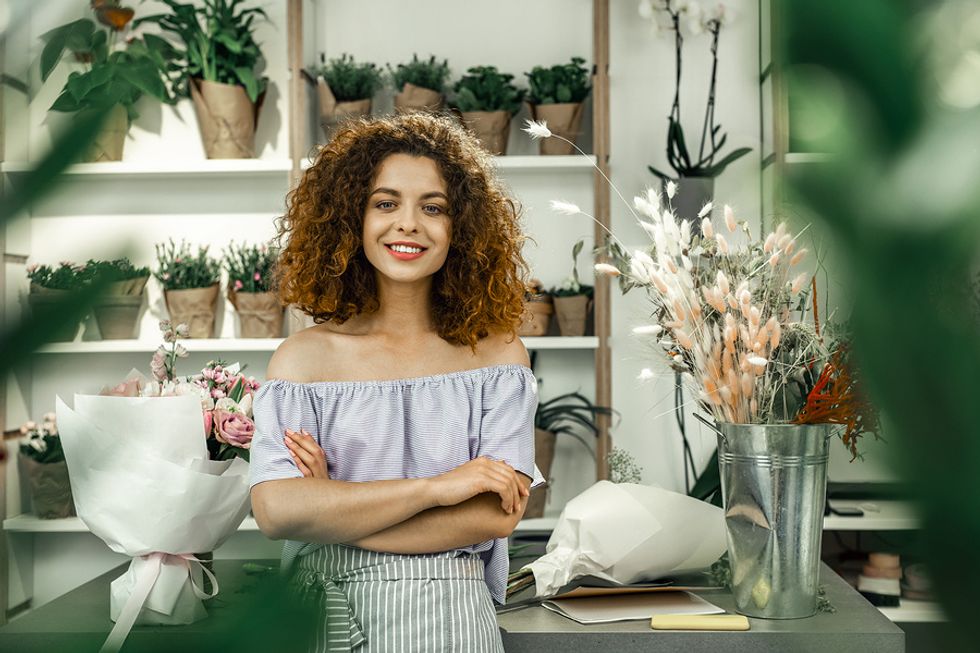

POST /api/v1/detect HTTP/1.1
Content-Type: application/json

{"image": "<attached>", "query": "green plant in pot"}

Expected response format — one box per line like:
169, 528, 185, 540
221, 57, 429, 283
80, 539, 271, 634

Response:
18, 414, 76, 519
639, 1, 751, 221
85, 257, 150, 339
387, 53, 450, 113
529, 391, 617, 518
38, 1, 175, 162
25, 262, 92, 342
550, 239, 594, 337
452, 65, 525, 155
135, 0, 269, 158
223, 241, 283, 338
154, 239, 222, 338
524, 56, 591, 156
307, 53, 383, 140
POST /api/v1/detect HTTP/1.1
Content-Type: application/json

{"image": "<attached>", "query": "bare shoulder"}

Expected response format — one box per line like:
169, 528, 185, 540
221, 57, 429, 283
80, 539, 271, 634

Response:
265, 325, 340, 382
476, 330, 530, 369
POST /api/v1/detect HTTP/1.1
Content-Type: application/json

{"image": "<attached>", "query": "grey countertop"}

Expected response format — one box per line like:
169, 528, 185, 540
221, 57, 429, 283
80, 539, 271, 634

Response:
0, 558, 903, 653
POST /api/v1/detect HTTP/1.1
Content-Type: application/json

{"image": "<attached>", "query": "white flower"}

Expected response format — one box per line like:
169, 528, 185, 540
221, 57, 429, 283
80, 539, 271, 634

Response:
701, 217, 714, 239
790, 249, 808, 266
238, 393, 253, 418
747, 355, 769, 369
594, 263, 621, 277
634, 194, 659, 219
632, 324, 663, 336
724, 204, 737, 233
549, 199, 581, 215
791, 273, 809, 294
666, 180, 677, 199
697, 201, 713, 219
522, 119, 552, 140
638, 368, 656, 381
715, 233, 729, 254
29, 438, 47, 453
214, 397, 239, 412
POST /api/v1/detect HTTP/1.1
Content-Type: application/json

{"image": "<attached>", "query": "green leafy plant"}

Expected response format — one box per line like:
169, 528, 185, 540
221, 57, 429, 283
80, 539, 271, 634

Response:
134, 0, 269, 102
452, 66, 525, 113
83, 257, 150, 283
550, 239, 595, 298
26, 262, 90, 291
525, 56, 591, 105
154, 239, 221, 291
39, 3, 175, 122
535, 392, 617, 458
223, 241, 278, 293
387, 54, 450, 93
310, 53, 384, 102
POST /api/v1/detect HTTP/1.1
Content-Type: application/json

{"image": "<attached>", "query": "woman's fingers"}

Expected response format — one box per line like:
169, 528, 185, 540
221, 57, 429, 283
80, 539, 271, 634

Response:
285, 429, 325, 478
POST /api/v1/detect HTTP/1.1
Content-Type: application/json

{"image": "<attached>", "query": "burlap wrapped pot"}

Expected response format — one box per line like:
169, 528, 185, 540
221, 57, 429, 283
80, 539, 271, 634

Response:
517, 296, 554, 337
229, 290, 285, 338
190, 78, 264, 159
18, 456, 76, 519
93, 276, 148, 340
83, 104, 128, 162
459, 110, 511, 155
526, 101, 585, 155
317, 77, 372, 140
394, 82, 445, 114
553, 294, 592, 337
164, 283, 220, 338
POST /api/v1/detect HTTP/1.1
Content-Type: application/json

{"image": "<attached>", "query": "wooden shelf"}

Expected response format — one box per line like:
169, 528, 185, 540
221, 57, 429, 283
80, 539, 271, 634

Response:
823, 500, 920, 531
34, 336, 599, 354
1, 159, 292, 178
299, 154, 596, 172
878, 599, 945, 623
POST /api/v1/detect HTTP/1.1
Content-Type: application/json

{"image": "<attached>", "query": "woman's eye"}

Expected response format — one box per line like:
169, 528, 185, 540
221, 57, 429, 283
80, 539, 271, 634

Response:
424, 204, 445, 215
377, 200, 396, 210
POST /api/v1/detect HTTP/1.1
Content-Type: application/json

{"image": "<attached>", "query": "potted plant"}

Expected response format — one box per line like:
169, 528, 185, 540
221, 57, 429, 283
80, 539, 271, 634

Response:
223, 241, 283, 338
388, 53, 450, 113
136, 0, 269, 158
517, 278, 554, 337
154, 239, 221, 338
18, 414, 75, 519
452, 65, 525, 154
639, 1, 751, 220
38, 2, 175, 161
25, 262, 91, 342
307, 53, 383, 140
550, 239, 594, 337
524, 57, 591, 155
528, 392, 616, 518
86, 258, 151, 339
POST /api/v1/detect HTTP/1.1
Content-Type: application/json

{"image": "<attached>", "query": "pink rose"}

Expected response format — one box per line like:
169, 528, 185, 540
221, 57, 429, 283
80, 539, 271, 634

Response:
213, 409, 254, 448
203, 409, 214, 437
234, 279, 243, 291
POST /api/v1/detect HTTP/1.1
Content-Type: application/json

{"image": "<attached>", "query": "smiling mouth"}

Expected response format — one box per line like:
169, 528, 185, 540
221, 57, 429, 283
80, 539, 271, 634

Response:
385, 244, 427, 255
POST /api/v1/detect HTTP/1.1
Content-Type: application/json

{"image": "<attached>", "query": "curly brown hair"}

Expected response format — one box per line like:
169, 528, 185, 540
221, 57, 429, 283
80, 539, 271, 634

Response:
273, 112, 530, 350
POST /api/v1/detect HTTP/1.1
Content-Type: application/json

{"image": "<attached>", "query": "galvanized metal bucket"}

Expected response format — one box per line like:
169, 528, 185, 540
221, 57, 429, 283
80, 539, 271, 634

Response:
717, 423, 832, 619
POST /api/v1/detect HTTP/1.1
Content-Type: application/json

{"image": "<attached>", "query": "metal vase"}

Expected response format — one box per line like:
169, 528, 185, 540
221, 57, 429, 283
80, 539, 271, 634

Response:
717, 422, 831, 619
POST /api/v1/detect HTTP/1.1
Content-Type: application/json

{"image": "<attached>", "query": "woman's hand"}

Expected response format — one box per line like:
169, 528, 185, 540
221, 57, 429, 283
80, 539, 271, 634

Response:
431, 456, 529, 515
284, 429, 329, 479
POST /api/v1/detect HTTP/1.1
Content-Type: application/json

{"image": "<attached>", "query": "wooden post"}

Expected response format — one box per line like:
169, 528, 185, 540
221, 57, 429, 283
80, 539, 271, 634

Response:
287, 0, 305, 188
593, 0, 612, 481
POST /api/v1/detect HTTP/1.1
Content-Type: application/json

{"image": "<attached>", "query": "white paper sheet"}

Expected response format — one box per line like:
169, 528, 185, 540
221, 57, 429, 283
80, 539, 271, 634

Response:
543, 591, 724, 624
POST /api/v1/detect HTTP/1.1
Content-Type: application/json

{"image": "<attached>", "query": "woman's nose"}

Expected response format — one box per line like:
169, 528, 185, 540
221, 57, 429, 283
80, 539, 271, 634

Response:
395, 207, 420, 233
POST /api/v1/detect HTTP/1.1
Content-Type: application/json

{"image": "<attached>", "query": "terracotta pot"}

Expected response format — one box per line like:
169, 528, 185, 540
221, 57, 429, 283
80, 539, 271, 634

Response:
317, 77, 372, 140
524, 428, 556, 519
83, 104, 128, 162
517, 296, 554, 337
459, 110, 511, 155
553, 294, 592, 337
164, 284, 220, 338
27, 288, 83, 342
526, 101, 585, 155
190, 78, 264, 159
18, 456, 76, 519
229, 290, 284, 338
393, 82, 445, 114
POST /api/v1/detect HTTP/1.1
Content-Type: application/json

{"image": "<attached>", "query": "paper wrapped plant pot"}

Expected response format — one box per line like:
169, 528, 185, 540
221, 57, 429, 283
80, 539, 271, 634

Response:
527, 101, 585, 156
459, 110, 511, 155
190, 78, 264, 159
164, 284, 220, 338
18, 456, 76, 519
553, 294, 592, 336
394, 82, 445, 113
317, 77, 372, 140
229, 290, 284, 338
83, 104, 128, 162
27, 286, 83, 342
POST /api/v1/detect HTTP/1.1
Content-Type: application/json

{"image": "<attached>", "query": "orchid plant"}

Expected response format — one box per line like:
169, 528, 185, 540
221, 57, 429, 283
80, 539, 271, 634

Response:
523, 119, 878, 453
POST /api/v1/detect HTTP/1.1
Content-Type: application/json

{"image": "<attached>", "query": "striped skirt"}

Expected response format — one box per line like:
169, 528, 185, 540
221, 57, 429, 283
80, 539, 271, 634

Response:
290, 544, 505, 653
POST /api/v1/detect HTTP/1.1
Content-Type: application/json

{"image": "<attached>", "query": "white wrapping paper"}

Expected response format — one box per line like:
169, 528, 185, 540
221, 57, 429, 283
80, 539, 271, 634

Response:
56, 394, 251, 652
528, 481, 727, 597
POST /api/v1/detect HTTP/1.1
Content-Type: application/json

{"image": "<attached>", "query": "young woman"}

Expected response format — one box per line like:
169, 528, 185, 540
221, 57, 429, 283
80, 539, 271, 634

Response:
249, 112, 544, 652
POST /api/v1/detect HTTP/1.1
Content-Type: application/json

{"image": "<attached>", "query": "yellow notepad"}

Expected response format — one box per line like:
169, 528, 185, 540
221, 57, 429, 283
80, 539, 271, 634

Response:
650, 614, 750, 631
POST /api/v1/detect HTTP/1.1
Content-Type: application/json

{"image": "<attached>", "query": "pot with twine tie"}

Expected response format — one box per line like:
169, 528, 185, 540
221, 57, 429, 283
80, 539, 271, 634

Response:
526, 101, 585, 156
164, 283, 220, 338
155, 239, 222, 339
189, 78, 265, 159
517, 279, 554, 337
83, 104, 129, 162
459, 110, 512, 155
453, 66, 524, 155
229, 290, 284, 338
316, 77, 372, 140
394, 82, 445, 114
389, 55, 450, 114
524, 57, 592, 156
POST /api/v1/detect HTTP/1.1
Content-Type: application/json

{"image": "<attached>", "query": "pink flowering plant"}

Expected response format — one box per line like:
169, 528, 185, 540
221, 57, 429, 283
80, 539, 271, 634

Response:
222, 241, 278, 293
153, 238, 221, 291
18, 413, 64, 464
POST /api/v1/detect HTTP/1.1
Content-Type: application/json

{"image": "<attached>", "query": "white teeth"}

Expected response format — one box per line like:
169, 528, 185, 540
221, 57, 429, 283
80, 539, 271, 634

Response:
390, 244, 423, 254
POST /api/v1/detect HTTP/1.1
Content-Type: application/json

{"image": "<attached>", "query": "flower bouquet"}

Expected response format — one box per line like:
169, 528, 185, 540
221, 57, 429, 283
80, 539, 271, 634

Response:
17, 414, 75, 519
55, 320, 253, 652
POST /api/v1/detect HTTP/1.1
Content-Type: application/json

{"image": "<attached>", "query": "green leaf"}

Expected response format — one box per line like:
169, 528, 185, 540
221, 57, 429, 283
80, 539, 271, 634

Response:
229, 375, 246, 403
704, 147, 753, 177
216, 31, 244, 54
118, 61, 168, 101
647, 165, 671, 183
233, 66, 259, 102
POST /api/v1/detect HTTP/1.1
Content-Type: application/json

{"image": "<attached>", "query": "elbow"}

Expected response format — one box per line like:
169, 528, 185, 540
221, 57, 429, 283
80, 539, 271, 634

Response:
250, 484, 287, 540
495, 499, 528, 539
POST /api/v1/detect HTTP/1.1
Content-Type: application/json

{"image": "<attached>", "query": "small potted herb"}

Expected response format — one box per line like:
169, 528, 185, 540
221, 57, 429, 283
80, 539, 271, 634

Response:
528, 392, 616, 518
388, 53, 450, 113
223, 241, 283, 338
86, 258, 151, 339
154, 239, 222, 338
135, 0, 269, 158
39, 2, 175, 161
452, 65, 525, 155
18, 414, 76, 519
25, 262, 91, 341
524, 57, 591, 156
550, 239, 594, 336
516, 278, 554, 337
307, 53, 384, 140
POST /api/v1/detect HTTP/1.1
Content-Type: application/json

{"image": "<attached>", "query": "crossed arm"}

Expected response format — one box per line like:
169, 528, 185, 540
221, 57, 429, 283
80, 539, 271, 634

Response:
250, 429, 532, 554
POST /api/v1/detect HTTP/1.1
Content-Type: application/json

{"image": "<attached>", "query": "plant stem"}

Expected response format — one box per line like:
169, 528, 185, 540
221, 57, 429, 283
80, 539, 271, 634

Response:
697, 22, 721, 165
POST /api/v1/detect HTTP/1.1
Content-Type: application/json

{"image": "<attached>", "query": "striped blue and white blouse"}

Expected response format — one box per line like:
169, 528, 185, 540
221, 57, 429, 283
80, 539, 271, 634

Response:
248, 363, 545, 605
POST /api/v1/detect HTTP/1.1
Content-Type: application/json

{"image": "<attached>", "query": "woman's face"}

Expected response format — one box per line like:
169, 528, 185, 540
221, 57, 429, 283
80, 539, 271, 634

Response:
362, 153, 451, 287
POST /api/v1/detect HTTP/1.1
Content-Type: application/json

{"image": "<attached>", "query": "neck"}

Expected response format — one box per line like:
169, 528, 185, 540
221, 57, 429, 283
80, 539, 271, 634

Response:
366, 274, 437, 337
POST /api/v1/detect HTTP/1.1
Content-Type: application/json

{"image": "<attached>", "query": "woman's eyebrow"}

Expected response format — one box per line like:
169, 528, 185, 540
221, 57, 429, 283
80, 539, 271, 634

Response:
369, 187, 448, 201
